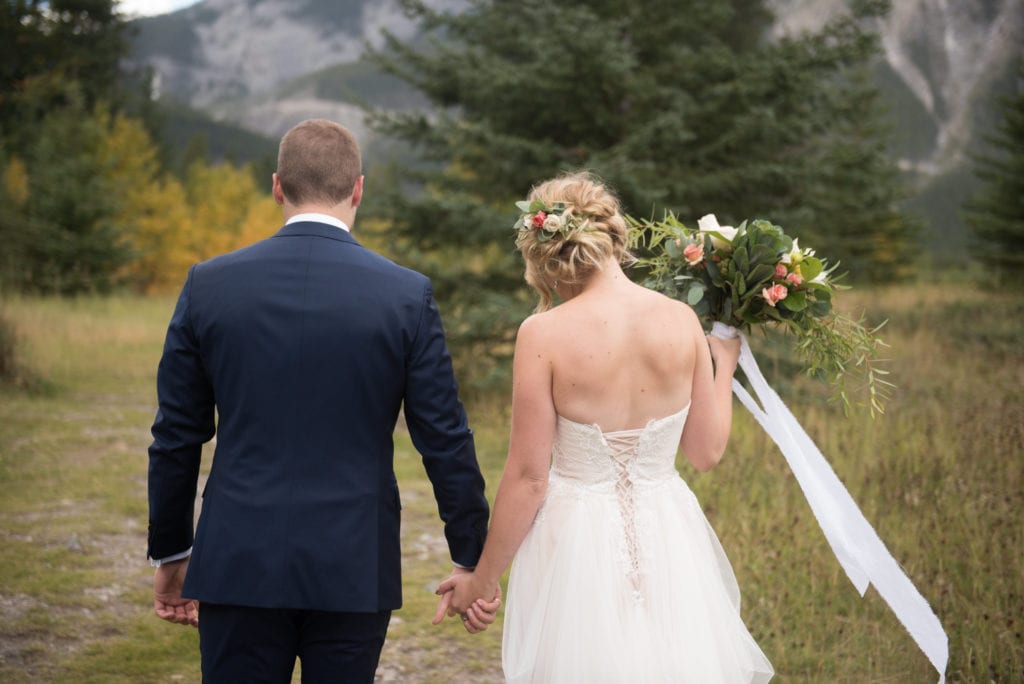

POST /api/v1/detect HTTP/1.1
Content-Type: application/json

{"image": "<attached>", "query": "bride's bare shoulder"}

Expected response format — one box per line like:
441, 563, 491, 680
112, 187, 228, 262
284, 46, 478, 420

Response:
515, 311, 555, 344
640, 286, 701, 327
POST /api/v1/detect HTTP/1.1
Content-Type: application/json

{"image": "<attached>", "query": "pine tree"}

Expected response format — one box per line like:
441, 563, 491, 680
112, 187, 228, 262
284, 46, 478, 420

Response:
366, 0, 914, 386
0, 0, 128, 151
17, 100, 127, 293
965, 63, 1024, 282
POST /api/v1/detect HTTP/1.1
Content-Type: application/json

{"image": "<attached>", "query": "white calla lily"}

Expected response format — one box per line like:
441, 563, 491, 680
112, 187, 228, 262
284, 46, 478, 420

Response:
697, 214, 738, 249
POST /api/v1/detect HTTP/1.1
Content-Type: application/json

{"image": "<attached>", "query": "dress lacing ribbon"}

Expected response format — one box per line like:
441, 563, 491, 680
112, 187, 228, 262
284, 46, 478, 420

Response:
605, 431, 644, 602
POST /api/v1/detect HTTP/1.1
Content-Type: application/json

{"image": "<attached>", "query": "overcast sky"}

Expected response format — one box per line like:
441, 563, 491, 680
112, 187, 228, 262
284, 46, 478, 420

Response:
118, 0, 201, 18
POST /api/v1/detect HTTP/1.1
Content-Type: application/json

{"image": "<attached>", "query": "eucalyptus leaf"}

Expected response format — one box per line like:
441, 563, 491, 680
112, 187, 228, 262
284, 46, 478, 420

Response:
665, 238, 682, 258
706, 259, 723, 285
687, 285, 705, 306
733, 246, 749, 273
811, 300, 832, 317
514, 201, 532, 213
733, 271, 746, 296
747, 263, 775, 288
780, 289, 808, 311
800, 257, 823, 282
748, 244, 775, 266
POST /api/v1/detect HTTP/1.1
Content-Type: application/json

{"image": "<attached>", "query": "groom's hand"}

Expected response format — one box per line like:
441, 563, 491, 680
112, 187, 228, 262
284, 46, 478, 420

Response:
153, 558, 199, 628
431, 566, 472, 626
432, 568, 501, 633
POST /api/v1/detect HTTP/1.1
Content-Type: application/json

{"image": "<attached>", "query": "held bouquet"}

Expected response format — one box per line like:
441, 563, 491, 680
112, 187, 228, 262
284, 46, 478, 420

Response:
628, 212, 892, 414
627, 212, 948, 681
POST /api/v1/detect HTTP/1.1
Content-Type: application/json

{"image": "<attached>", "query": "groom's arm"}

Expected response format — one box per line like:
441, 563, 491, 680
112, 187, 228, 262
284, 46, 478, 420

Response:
147, 265, 215, 563
403, 281, 489, 568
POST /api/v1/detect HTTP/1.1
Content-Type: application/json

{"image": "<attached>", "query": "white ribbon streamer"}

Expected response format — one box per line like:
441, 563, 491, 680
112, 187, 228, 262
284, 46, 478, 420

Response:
710, 322, 948, 683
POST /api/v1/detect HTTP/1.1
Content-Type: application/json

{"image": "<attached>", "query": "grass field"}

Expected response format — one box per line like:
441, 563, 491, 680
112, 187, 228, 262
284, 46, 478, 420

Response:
0, 284, 1021, 682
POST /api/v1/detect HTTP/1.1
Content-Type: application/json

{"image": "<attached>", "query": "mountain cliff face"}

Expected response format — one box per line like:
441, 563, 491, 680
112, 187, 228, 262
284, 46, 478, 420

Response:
130, 0, 1023, 247
133, 0, 1021, 165
132, 0, 454, 140
772, 0, 1023, 174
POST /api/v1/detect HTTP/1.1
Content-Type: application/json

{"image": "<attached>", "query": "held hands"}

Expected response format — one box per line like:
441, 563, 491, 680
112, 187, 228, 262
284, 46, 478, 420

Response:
153, 558, 199, 628
432, 567, 502, 634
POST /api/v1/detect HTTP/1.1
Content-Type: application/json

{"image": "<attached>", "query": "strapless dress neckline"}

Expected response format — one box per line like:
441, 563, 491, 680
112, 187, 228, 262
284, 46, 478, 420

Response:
556, 402, 691, 436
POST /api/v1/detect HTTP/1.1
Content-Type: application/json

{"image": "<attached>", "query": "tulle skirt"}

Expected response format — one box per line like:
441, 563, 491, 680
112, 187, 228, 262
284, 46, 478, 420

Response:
502, 473, 774, 683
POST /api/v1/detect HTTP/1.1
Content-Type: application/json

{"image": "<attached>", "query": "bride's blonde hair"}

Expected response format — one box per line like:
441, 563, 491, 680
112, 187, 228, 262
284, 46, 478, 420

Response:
515, 172, 635, 312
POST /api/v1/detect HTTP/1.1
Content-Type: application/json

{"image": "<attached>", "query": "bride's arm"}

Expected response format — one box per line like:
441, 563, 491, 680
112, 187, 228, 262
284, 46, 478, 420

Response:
679, 315, 741, 471
440, 314, 555, 614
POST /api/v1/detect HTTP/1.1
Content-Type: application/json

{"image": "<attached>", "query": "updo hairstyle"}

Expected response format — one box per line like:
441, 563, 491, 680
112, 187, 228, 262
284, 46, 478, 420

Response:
516, 172, 634, 312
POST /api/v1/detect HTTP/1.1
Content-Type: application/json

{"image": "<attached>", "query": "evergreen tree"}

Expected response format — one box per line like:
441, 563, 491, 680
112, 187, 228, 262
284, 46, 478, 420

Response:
965, 63, 1024, 282
0, 0, 134, 292
366, 0, 914, 387
16, 100, 127, 293
0, 0, 128, 152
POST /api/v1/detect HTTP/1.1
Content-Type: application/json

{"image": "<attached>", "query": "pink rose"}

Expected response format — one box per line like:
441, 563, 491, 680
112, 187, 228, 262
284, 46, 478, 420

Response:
531, 211, 547, 228
683, 243, 704, 265
774, 264, 787, 279
786, 272, 803, 286
762, 283, 788, 307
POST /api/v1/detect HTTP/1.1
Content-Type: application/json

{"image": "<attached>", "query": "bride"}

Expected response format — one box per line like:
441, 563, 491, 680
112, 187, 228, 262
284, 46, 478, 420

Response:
438, 172, 774, 682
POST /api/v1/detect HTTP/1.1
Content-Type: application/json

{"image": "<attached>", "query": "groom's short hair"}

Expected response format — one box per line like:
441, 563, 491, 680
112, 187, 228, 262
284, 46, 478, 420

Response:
277, 119, 361, 206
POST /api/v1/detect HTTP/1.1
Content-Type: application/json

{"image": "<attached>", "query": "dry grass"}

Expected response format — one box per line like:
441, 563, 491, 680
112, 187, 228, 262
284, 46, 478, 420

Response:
0, 284, 1020, 682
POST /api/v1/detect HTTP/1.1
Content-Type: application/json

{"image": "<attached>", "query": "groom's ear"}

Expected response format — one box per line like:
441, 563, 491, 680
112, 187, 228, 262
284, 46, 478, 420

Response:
350, 175, 364, 210
271, 173, 286, 206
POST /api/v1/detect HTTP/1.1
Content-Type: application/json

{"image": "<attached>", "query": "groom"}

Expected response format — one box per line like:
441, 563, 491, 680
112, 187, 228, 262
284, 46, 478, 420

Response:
147, 118, 491, 682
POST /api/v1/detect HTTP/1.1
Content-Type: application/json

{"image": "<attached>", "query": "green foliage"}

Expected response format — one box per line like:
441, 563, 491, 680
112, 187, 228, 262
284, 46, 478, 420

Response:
0, 0, 128, 152
630, 212, 893, 414
367, 0, 917, 388
0, 0, 279, 295
148, 99, 278, 180
0, 1, 136, 293
965, 62, 1024, 282
0, 97, 133, 293
0, 310, 19, 385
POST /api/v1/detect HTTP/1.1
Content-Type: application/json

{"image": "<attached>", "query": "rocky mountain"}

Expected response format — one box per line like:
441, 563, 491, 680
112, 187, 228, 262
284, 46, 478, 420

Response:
772, 0, 1023, 176
129, 0, 1023, 250
131, 0, 459, 142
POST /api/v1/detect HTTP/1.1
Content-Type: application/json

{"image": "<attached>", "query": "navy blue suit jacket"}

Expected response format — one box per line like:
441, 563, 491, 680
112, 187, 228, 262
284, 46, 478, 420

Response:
147, 221, 489, 612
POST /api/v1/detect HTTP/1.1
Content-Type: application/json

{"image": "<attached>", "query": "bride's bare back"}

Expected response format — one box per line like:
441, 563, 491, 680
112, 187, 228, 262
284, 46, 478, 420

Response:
539, 272, 697, 432
512, 257, 734, 474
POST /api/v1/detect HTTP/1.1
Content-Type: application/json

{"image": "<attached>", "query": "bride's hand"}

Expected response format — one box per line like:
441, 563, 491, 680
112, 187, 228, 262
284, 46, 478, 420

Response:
707, 334, 741, 372
460, 590, 501, 633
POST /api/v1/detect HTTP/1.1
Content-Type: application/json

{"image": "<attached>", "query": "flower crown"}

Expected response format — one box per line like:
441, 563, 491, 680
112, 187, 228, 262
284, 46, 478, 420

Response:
514, 199, 589, 243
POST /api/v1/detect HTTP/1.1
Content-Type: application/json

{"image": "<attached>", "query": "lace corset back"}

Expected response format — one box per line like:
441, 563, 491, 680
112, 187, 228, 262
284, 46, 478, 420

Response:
550, 405, 691, 599
551, 404, 689, 486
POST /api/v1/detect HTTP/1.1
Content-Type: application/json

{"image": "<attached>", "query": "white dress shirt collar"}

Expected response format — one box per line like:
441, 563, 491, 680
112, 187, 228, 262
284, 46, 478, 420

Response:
286, 213, 350, 233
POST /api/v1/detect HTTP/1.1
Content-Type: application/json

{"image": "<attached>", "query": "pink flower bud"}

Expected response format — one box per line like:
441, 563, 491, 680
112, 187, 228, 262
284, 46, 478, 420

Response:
762, 283, 788, 307
683, 243, 704, 266
774, 264, 787, 279
786, 273, 803, 286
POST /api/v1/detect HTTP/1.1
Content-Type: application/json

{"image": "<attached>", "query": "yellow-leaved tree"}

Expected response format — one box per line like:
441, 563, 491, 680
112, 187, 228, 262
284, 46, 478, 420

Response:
94, 110, 281, 293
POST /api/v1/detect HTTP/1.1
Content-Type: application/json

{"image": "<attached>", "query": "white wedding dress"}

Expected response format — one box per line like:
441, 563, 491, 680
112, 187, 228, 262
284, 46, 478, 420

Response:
502, 404, 774, 683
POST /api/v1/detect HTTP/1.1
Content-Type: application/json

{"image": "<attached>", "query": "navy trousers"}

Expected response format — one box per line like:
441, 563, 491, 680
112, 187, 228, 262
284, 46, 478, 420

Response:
198, 603, 391, 683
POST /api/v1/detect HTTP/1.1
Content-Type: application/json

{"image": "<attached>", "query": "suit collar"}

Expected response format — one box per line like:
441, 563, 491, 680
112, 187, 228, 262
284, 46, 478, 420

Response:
287, 212, 350, 232
272, 220, 362, 246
